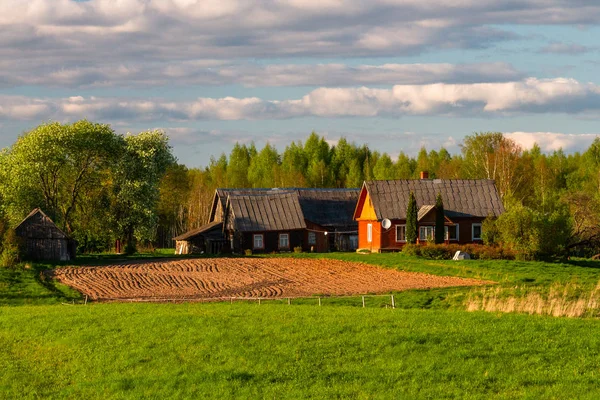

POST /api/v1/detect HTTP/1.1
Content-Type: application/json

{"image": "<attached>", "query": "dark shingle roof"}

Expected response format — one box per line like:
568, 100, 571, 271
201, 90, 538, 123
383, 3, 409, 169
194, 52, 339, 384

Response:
227, 192, 306, 232
365, 179, 504, 220
215, 188, 359, 228
173, 221, 223, 241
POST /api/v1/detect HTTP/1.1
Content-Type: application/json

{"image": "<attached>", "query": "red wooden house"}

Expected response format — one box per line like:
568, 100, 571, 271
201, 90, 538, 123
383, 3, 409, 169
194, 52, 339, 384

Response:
353, 174, 504, 252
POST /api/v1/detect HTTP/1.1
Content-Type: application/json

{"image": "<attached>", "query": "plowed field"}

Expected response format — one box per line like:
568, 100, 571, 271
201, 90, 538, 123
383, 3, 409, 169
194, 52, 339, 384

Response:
52, 258, 489, 301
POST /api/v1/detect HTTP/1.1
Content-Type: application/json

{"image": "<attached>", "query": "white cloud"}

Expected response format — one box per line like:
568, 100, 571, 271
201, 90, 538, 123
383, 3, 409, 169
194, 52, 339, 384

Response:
505, 132, 599, 153
0, 0, 599, 91
0, 62, 524, 89
2, 78, 600, 122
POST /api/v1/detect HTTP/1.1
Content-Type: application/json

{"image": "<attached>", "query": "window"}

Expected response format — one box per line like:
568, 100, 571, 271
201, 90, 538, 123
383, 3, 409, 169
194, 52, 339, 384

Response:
445, 224, 459, 241
279, 233, 290, 249
419, 226, 434, 241
308, 232, 316, 245
472, 223, 482, 241
253, 234, 264, 249
395, 225, 406, 242
367, 223, 373, 243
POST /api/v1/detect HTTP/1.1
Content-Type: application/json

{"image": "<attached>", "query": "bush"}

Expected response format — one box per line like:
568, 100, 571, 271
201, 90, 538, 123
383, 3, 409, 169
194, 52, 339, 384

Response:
293, 246, 303, 253
401, 242, 515, 260
244, 249, 252, 256
0, 228, 23, 267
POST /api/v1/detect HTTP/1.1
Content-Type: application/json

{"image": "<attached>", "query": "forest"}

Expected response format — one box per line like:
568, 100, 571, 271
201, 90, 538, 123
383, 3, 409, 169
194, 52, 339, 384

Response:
0, 120, 599, 260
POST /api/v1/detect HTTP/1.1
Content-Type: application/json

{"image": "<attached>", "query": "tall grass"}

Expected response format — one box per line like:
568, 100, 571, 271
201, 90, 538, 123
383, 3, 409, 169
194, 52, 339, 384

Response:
466, 281, 600, 317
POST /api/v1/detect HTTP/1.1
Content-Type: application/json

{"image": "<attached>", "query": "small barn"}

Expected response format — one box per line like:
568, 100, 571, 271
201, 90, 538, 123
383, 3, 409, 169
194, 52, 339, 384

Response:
15, 208, 76, 261
173, 221, 225, 255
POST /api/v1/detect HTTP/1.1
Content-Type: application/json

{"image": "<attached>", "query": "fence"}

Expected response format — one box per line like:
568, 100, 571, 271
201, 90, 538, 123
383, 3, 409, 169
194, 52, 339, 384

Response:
66, 294, 399, 308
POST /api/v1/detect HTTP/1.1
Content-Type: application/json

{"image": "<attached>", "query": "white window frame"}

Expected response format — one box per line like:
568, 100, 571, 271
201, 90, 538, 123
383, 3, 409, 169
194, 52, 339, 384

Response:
279, 233, 290, 249
419, 226, 434, 241
367, 223, 373, 243
444, 224, 459, 241
308, 231, 316, 245
472, 223, 482, 241
253, 234, 264, 249
395, 224, 406, 243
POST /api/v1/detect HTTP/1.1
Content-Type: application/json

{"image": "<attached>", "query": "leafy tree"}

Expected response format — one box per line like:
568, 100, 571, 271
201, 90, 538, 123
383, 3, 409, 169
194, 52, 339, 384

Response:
373, 153, 395, 180
248, 143, 281, 188
157, 164, 192, 247
0, 120, 122, 233
406, 191, 418, 244
281, 141, 308, 187
110, 130, 175, 253
226, 143, 252, 188
434, 193, 445, 244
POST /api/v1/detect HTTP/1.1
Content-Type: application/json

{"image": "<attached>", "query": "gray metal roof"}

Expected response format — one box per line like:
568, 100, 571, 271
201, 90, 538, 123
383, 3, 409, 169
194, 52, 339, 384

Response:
227, 192, 307, 232
215, 187, 359, 228
365, 179, 504, 220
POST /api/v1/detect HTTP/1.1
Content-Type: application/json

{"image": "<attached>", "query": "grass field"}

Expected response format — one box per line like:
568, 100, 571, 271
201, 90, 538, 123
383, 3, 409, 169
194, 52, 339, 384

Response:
3, 303, 600, 399
2, 251, 600, 398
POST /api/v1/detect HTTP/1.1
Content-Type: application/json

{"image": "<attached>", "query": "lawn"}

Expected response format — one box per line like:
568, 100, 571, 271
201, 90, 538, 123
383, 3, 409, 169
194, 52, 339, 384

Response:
2, 303, 600, 399
2, 252, 600, 398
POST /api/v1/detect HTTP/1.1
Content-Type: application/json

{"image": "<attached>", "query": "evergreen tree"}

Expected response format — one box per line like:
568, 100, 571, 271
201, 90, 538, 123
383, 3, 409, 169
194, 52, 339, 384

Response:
406, 191, 418, 244
435, 193, 445, 244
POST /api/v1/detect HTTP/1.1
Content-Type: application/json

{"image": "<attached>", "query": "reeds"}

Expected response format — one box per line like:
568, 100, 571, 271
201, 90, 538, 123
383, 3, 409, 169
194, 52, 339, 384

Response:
466, 281, 600, 318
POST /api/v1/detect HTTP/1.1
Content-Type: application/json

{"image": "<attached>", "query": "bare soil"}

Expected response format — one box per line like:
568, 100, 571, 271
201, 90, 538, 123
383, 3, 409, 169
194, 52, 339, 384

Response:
52, 257, 490, 301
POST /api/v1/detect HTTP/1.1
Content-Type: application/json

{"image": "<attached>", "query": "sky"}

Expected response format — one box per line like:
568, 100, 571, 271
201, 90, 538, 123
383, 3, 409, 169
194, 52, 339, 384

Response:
2, 0, 600, 167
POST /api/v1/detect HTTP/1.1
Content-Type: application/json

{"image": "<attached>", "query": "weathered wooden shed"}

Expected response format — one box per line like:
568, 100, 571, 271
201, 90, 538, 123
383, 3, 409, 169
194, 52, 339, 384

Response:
15, 208, 76, 261
173, 221, 225, 255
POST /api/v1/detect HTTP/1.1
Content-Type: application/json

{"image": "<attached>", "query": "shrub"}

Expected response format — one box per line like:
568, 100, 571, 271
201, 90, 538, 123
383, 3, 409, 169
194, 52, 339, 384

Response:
0, 228, 23, 267
244, 249, 252, 256
356, 248, 371, 254
293, 246, 303, 253
402, 242, 515, 260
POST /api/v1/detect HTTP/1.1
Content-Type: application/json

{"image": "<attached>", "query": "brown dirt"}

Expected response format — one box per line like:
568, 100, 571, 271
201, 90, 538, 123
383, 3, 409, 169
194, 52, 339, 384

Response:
52, 257, 490, 302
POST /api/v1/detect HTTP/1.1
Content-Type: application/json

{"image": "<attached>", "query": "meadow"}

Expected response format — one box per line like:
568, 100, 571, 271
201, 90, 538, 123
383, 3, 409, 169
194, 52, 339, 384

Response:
2, 252, 600, 399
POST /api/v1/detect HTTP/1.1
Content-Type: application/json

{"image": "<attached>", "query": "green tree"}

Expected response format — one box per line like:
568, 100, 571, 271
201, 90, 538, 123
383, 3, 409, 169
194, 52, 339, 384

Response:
373, 153, 395, 180
111, 130, 175, 253
248, 143, 281, 188
0, 120, 121, 232
406, 191, 418, 244
226, 143, 252, 188
434, 193, 445, 244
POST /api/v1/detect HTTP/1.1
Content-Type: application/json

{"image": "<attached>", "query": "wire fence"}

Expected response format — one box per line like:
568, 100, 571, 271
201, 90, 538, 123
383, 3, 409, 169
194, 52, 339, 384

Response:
67, 294, 400, 309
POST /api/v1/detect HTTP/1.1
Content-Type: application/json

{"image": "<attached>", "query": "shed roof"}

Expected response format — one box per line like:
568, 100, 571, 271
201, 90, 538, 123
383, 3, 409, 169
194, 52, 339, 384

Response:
227, 192, 307, 232
15, 208, 69, 240
361, 179, 504, 220
173, 221, 223, 241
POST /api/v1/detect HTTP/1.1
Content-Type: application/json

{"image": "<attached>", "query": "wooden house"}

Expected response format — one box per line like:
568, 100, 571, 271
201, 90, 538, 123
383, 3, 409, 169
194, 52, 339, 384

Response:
353, 174, 504, 252
15, 208, 76, 261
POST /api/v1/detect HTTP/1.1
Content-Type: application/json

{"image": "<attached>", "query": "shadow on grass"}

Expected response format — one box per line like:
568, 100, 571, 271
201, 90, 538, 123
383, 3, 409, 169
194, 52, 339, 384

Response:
564, 258, 600, 270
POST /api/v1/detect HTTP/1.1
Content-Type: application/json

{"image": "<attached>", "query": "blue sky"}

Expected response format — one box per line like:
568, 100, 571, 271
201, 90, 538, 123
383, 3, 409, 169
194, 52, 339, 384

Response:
2, 0, 600, 167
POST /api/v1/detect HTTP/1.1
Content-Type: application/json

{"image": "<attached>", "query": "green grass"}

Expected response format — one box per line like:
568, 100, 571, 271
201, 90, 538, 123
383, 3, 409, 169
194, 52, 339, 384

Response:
2, 303, 600, 399
3, 252, 600, 397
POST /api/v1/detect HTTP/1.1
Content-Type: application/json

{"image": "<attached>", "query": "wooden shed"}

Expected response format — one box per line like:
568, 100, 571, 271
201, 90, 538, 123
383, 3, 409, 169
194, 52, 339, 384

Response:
15, 208, 76, 261
173, 221, 225, 255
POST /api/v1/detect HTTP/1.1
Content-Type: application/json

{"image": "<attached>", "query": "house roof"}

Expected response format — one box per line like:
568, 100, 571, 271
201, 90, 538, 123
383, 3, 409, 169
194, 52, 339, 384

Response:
226, 192, 307, 232
361, 179, 504, 220
15, 208, 69, 239
173, 221, 223, 241
213, 187, 359, 228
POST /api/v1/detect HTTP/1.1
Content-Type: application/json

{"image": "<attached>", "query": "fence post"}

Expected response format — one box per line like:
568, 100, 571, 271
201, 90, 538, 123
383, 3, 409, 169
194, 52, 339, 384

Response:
318, 297, 321, 306
288, 298, 291, 305
258, 298, 261, 305
362, 296, 365, 308
391, 295, 395, 309
230, 297, 233, 304
84, 295, 88, 305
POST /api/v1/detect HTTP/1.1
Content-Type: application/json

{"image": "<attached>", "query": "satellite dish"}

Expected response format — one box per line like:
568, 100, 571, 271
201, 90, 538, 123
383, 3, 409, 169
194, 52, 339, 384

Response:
381, 218, 392, 229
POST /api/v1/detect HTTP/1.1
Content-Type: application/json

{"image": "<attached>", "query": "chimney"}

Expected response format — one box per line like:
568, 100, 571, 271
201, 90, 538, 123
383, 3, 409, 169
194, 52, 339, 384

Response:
420, 171, 429, 179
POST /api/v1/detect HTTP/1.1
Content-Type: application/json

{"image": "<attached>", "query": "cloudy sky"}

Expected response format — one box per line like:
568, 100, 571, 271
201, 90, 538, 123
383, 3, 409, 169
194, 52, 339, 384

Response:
2, 0, 600, 166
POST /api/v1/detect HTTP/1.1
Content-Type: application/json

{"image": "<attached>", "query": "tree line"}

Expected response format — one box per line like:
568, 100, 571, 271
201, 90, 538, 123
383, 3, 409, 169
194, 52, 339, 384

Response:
1, 120, 599, 259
